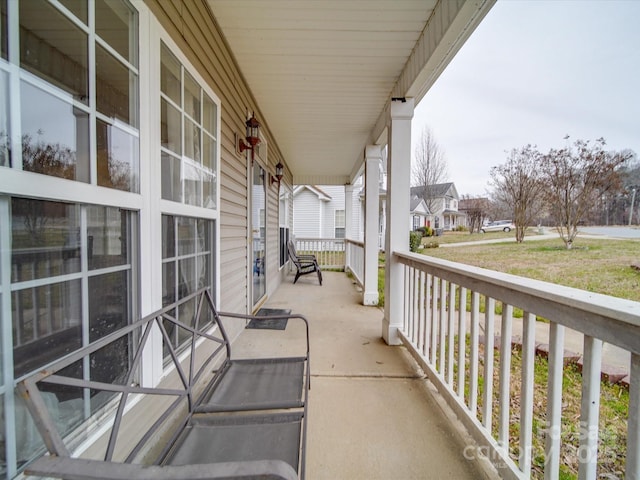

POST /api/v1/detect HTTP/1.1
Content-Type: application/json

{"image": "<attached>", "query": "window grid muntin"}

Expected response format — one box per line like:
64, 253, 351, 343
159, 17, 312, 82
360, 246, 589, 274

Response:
159, 41, 218, 210
7, 0, 139, 191
161, 214, 213, 359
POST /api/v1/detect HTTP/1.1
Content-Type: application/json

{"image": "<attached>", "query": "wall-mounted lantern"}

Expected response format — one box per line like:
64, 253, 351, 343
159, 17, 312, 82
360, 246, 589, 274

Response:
237, 113, 261, 158
270, 162, 284, 186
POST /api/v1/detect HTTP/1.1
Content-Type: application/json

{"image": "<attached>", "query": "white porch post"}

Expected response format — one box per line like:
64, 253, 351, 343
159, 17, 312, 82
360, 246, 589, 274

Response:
344, 184, 354, 267
383, 98, 414, 345
364, 145, 381, 305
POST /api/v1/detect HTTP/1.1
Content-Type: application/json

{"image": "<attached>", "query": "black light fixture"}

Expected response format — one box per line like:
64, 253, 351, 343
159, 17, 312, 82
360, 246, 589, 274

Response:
271, 161, 284, 186
237, 113, 261, 156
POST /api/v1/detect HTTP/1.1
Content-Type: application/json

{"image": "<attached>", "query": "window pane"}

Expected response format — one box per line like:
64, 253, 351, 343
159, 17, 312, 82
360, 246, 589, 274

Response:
203, 93, 217, 134
1, 0, 7, 59
162, 215, 175, 259
178, 257, 196, 298
196, 253, 210, 290
89, 271, 130, 399
160, 43, 181, 105
183, 158, 202, 207
12, 279, 82, 377
162, 261, 176, 306
97, 119, 139, 192
59, 0, 88, 23
177, 217, 196, 255
89, 271, 129, 341
0, 69, 8, 167
183, 71, 200, 123
87, 206, 129, 270
21, 81, 90, 182
196, 219, 209, 254
184, 118, 201, 163
19, 0, 88, 103
203, 171, 216, 210
161, 98, 181, 155
203, 133, 215, 171
95, 0, 138, 66
161, 152, 181, 202
11, 198, 81, 282
96, 44, 138, 127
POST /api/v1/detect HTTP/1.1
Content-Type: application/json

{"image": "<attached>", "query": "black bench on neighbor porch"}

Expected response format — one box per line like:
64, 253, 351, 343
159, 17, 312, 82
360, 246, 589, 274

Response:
17, 288, 310, 480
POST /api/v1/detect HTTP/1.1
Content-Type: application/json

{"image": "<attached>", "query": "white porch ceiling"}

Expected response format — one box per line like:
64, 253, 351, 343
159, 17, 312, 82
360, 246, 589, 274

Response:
207, 0, 494, 185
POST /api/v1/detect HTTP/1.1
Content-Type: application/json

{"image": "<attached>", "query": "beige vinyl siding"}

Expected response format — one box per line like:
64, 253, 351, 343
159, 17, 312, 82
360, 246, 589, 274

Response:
145, 0, 289, 313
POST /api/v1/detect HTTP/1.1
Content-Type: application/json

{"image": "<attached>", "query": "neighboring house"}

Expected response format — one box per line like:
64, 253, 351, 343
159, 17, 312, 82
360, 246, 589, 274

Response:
410, 195, 431, 231
410, 182, 466, 230
293, 184, 363, 239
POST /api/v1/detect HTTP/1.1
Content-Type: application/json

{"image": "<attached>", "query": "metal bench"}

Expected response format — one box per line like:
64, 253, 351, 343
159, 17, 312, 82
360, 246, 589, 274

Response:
17, 288, 310, 480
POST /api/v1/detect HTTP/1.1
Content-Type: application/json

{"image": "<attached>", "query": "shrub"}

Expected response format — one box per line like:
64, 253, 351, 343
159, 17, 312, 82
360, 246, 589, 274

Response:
409, 231, 422, 252
455, 225, 468, 232
424, 226, 434, 237
423, 241, 439, 248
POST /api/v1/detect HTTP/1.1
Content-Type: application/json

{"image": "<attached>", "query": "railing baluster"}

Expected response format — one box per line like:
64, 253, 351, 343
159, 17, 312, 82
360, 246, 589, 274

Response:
483, 297, 495, 430
499, 304, 513, 448
469, 291, 480, 414
447, 283, 456, 386
578, 336, 602, 480
545, 322, 565, 480
413, 268, 419, 344
430, 276, 439, 366
418, 271, 425, 353
520, 312, 536, 474
424, 273, 432, 359
457, 286, 467, 400
404, 265, 410, 333
439, 278, 447, 375
628, 353, 640, 478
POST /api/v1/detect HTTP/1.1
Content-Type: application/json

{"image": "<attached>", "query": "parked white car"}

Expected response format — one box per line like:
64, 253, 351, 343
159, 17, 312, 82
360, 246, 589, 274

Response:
481, 220, 515, 233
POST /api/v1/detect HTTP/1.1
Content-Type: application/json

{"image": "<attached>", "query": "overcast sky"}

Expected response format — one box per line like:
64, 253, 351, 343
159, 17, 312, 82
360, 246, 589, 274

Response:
412, 0, 640, 196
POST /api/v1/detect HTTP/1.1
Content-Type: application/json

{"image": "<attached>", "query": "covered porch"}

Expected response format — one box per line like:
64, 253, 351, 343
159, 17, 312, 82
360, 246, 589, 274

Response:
237, 271, 490, 479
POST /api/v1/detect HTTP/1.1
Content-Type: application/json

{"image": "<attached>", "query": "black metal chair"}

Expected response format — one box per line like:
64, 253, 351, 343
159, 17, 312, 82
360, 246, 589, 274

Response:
287, 241, 322, 286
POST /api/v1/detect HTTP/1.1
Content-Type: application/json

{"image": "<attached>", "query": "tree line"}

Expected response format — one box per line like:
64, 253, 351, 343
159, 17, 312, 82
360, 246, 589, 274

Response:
410, 126, 638, 250
488, 137, 636, 248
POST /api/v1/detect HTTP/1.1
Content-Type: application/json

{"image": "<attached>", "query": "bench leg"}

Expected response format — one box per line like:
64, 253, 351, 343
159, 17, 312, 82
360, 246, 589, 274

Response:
317, 269, 322, 286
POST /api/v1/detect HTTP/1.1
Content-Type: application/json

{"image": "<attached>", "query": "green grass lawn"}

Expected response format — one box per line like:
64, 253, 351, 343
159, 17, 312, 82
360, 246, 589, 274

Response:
420, 237, 640, 302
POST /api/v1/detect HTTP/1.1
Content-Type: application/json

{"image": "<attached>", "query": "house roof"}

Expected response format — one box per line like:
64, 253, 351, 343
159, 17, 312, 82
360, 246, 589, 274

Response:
208, 1, 494, 185
410, 182, 458, 199
409, 196, 426, 212
293, 185, 332, 201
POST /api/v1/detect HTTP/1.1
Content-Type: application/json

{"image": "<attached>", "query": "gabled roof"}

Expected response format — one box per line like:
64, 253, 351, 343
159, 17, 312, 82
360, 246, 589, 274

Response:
293, 185, 331, 201
410, 182, 458, 199
410, 196, 430, 215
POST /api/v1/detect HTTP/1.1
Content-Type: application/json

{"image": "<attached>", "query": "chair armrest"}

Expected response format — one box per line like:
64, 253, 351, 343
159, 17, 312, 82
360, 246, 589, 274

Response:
216, 311, 310, 358
26, 456, 299, 480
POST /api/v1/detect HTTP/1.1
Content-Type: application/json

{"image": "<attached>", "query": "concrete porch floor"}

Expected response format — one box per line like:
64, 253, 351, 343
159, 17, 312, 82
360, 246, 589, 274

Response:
234, 271, 494, 480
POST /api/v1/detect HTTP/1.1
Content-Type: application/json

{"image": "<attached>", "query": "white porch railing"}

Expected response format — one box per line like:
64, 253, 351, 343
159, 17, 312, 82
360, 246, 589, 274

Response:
294, 237, 345, 270
394, 250, 640, 480
345, 239, 364, 288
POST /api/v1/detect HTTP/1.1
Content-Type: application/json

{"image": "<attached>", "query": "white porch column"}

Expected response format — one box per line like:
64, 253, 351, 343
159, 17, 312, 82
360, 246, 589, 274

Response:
383, 98, 414, 345
364, 145, 381, 306
344, 184, 354, 268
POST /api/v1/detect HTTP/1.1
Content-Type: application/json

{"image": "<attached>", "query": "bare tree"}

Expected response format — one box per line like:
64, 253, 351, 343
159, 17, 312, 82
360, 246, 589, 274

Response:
411, 126, 449, 213
540, 137, 630, 249
459, 195, 490, 233
489, 145, 546, 243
